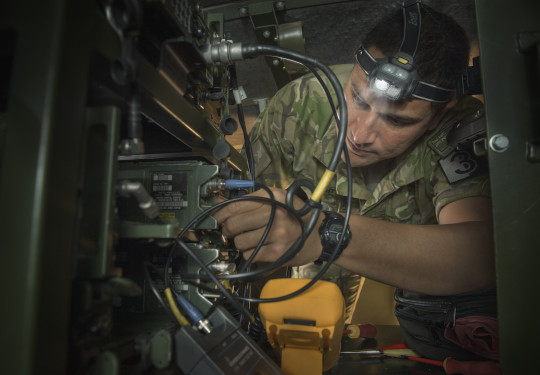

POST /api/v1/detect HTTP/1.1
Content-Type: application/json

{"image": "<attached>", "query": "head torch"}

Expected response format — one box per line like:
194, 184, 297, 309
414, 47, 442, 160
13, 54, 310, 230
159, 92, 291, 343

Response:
355, 0, 454, 103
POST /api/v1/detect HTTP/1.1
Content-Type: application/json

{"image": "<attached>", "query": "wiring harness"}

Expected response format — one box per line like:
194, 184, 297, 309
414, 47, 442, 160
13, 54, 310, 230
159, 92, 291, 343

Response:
144, 43, 353, 332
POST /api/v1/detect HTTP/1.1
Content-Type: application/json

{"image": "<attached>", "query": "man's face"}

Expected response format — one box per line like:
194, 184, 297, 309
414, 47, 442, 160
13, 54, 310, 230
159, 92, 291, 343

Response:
341, 59, 443, 168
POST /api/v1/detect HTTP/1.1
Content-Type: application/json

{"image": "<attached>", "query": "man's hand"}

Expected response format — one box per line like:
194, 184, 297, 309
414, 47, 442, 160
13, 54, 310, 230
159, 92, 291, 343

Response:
212, 187, 322, 266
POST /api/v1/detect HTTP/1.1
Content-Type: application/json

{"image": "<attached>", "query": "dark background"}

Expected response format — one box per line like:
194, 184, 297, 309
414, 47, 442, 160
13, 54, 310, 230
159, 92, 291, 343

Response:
198, 0, 478, 104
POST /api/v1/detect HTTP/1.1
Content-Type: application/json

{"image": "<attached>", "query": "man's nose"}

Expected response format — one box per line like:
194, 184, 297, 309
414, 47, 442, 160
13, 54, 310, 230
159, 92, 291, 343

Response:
349, 112, 377, 145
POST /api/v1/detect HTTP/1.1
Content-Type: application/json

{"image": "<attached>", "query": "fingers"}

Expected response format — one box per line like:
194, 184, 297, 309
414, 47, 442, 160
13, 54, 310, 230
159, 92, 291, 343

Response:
221, 206, 272, 237
237, 234, 295, 265
212, 195, 227, 204
212, 192, 272, 224
232, 222, 292, 252
211, 187, 307, 264
211, 188, 285, 233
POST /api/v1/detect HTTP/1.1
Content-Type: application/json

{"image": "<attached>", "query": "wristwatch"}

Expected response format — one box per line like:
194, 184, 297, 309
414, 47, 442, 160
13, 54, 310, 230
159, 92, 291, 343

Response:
316, 211, 352, 263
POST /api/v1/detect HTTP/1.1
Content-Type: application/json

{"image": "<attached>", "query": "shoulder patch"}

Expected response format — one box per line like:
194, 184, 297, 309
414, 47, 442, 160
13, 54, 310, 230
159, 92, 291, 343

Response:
439, 149, 488, 184
427, 97, 484, 158
427, 120, 457, 157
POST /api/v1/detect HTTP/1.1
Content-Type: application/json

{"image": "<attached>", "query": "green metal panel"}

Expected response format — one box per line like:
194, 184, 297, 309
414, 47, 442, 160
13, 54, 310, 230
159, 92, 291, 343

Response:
0, 0, 96, 373
476, 0, 540, 374
117, 160, 220, 230
77, 106, 121, 279
249, 1, 293, 89
202, 0, 358, 22
1, 1, 249, 371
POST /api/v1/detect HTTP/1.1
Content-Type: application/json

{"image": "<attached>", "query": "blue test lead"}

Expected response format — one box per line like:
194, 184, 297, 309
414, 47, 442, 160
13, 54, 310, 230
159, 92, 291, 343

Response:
175, 293, 213, 334
225, 179, 255, 189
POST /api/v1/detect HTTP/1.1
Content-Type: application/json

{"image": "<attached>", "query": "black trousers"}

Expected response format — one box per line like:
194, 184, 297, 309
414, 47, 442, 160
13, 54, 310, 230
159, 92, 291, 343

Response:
394, 289, 499, 361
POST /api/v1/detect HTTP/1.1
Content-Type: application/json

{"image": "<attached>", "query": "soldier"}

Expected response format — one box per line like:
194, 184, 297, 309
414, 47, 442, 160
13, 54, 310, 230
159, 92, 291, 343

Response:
213, 1, 497, 362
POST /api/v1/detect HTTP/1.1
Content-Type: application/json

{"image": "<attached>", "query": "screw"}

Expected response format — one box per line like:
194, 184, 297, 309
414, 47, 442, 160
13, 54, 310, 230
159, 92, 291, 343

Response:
276, 1, 285, 11
489, 134, 510, 153
272, 59, 280, 66
239, 7, 248, 16
263, 30, 271, 38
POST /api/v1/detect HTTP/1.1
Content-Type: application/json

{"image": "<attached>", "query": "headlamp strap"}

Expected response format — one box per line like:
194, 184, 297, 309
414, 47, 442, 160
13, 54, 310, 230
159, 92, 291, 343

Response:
397, 0, 422, 66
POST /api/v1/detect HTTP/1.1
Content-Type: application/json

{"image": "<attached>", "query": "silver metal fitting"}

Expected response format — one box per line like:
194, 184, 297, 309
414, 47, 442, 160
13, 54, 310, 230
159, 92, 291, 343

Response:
117, 180, 160, 219
119, 137, 145, 155
200, 178, 225, 197
201, 41, 244, 65
489, 134, 510, 153
196, 319, 213, 334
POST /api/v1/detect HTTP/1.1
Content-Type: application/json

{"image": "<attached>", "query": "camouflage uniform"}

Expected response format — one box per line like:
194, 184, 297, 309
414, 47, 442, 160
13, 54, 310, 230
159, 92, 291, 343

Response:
249, 64, 489, 321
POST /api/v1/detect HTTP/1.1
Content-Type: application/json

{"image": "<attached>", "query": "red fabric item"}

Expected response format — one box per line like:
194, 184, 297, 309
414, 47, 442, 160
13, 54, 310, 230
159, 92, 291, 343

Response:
381, 343, 409, 351
358, 323, 377, 338
444, 316, 499, 361
443, 357, 502, 375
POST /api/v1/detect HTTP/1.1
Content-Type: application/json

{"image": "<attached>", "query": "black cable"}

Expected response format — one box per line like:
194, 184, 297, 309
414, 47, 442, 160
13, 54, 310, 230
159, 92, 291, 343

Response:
163, 185, 279, 289
238, 104, 255, 181
163, 194, 302, 322
307, 65, 354, 256
240, 44, 348, 172
230, 64, 256, 181
236, 63, 353, 304
237, 44, 350, 250
285, 179, 317, 217
173, 155, 352, 306
168, 196, 306, 282
176, 239, 255, 323
239, 183, 276, 272
164, 187, 342, 305
229, 97, 353, 304
164, 44, 352, 311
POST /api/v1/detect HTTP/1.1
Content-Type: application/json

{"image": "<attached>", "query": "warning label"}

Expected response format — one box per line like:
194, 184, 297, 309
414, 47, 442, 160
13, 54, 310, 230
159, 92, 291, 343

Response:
151, 172, 188, 210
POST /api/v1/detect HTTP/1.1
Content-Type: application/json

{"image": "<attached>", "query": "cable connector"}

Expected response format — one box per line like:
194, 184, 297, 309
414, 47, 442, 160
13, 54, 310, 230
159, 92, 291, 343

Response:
117, 180, 159, 219
174, 293, 213, 334
232, 86, 247, 105
196, 319, 213, 335
225, 179, 255, 189
201, 41, 244, 65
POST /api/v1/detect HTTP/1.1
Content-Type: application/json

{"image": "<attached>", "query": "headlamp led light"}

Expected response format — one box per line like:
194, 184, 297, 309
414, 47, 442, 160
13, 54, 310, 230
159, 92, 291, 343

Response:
355, 0, 454, 103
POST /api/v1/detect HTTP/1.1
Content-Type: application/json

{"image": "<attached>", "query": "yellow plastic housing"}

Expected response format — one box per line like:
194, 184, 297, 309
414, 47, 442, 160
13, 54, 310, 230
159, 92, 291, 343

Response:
258, 279, 345, 374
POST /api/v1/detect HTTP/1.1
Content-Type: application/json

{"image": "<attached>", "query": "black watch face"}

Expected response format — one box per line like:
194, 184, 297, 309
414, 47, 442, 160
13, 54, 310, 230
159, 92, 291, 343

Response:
327, 222, 345, 245
318, 214, 351, 262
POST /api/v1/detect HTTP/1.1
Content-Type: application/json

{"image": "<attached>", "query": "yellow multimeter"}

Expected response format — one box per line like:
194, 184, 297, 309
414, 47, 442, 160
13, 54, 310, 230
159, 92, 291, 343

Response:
258, 278, 345, 375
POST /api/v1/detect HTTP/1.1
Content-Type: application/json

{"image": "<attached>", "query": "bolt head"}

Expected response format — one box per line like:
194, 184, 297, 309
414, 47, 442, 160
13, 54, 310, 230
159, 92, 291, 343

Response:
489, 134, 510, 152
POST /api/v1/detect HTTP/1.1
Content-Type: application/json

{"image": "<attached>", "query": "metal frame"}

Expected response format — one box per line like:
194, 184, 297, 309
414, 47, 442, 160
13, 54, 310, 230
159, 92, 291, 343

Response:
1, 0, 94, 373
0, 0, 246, 373
477, 0, 540, 374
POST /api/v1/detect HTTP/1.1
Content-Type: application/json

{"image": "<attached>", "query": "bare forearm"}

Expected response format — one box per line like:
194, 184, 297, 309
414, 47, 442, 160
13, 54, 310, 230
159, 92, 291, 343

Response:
214, 188, 495, 295
329, 216, 496, 295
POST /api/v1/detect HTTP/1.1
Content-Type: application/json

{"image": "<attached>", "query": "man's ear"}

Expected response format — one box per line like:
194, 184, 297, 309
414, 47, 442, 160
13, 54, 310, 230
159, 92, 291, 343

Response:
427, 98, 458, 131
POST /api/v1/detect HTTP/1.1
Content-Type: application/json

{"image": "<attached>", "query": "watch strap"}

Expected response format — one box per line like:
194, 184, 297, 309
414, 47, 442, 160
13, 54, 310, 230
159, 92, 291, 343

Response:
316, 211, 351, 263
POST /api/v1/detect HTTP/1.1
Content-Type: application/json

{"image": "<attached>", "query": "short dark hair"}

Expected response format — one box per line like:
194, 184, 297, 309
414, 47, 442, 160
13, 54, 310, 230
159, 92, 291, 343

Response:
363, 3, 470, 91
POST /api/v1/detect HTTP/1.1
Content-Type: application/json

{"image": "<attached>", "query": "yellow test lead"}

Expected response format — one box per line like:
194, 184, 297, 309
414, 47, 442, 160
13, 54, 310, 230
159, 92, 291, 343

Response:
164, 287, 190, 326
311, 169, 336, 202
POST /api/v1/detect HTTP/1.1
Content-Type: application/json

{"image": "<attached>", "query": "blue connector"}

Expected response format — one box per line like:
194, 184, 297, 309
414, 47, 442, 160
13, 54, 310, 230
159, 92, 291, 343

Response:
175, 294, 212, 334
175, 294, 204, 323
225, 179, 255, 189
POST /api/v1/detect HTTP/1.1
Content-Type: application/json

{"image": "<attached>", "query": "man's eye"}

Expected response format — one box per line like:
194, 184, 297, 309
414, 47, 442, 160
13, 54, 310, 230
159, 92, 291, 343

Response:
387, 116, 403, 125
352, 93, 368, 108
386, 116, 411, 127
